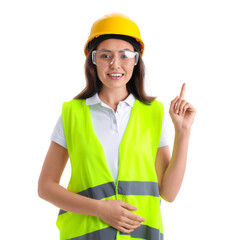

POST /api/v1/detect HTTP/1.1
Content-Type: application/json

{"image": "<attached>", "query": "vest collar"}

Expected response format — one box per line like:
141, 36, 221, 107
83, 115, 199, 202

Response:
86, 92, 136, 108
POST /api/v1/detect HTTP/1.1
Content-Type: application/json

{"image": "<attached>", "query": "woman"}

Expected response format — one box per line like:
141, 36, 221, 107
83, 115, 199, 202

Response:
38, 13, 196, 240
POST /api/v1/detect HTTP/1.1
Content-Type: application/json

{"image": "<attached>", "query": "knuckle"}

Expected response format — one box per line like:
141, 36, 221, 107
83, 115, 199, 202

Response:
119, 208, 124, 214
133, 215, 138, 220
131, 219, 137, 225
118, 214, 125, 220
117, 219, 123, 226
122, 211, 128, 217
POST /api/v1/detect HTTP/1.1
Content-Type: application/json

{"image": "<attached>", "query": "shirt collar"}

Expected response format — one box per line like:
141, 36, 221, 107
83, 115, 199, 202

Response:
85, 93, 101, 106
86, 92, 136, 107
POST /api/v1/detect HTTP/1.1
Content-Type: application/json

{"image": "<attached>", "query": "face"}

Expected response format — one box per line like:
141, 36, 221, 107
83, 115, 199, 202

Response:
95, 39, 135, 93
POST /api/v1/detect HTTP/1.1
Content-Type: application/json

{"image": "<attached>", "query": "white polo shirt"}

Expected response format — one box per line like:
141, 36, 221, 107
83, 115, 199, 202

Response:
51, 93, 169, 182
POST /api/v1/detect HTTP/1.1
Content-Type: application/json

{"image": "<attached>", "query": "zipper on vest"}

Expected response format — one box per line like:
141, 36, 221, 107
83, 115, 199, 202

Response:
115, 180, 118, 197
115, 180, 120, 239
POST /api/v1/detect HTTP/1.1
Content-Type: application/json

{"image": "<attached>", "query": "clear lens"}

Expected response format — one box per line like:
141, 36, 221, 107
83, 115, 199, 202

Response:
92, 50, 139, 67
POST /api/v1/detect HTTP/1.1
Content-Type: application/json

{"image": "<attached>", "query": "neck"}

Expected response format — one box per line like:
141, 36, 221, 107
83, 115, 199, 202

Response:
98, 87, 129, 111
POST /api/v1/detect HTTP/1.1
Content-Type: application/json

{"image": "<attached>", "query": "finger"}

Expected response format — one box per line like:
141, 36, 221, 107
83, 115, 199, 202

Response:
126, 218, 142, 226
173, 97, 183, 114
122, 221, 141, 231
121, 202, 138, 211
121, 202, 145, 222
170, 96, 180, 113
127, 212, 145, 223
183, 103, 195, 115
118, 226, 133, 234
116, 217, 141, 233
180, 83, 186, 99
178, 100, 187, 114
182, 103, 190, 115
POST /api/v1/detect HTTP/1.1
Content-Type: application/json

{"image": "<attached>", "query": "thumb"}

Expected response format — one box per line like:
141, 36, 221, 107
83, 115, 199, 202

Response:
121, 202, 138, 211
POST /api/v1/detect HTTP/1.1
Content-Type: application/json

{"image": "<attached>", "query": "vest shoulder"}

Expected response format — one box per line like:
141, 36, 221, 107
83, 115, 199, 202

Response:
62, 99, 85, 111
151, 99, 164, 108
137, 99, 164, 111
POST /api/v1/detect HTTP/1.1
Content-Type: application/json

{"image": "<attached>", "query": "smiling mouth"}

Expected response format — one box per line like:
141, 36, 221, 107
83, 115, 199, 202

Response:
107, 73, 124, 80
108, 73, 124, 77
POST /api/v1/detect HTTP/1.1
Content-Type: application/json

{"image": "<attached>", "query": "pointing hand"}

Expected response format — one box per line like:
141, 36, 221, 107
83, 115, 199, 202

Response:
169, 83, 196, 132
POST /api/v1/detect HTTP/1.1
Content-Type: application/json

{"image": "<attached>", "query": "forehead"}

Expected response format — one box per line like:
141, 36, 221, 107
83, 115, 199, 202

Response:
96, 39, 134, 51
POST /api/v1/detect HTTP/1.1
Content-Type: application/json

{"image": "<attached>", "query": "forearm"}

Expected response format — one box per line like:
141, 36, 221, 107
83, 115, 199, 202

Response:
38, 181, 101, 217
160, 129, 190, 202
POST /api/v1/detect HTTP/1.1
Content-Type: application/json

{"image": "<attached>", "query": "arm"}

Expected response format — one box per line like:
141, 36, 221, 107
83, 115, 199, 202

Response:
38, 141, 145, 233
155, 83, 196, 202
155, 132, 190, 202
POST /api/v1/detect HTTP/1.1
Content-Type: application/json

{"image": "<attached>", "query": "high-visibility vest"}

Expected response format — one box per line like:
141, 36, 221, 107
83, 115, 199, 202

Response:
56, 98, 165, 240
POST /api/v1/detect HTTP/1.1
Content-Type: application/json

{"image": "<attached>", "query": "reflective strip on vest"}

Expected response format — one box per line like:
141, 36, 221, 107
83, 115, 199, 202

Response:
74, 181, 116, 199
121, 225, 164, 240
59, 181, 159, 215
59, 181, 116, 215
118, 181, 159, 197
67, 225, 163, 240
67, 227, 116, 240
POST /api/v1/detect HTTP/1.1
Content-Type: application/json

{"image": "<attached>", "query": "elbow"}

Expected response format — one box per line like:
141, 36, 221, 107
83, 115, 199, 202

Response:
159, 189, 177, 203
162, 195, 176, 203
38, 177, 59, 201
38, 178, 49, 200
38, 179, 44, 199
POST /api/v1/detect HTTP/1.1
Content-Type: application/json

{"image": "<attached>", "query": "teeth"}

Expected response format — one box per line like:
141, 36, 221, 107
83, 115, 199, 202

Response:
109, 73, 123, 77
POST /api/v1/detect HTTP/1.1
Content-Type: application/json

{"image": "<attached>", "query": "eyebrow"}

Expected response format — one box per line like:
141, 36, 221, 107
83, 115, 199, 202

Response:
97, 49, 111, 52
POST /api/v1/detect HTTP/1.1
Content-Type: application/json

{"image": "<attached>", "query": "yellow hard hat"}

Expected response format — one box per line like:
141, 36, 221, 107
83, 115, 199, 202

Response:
84, 13, 144, 56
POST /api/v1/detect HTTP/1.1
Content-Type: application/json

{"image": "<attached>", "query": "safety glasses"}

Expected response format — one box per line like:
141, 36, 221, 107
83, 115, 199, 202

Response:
92, 50, 139, 67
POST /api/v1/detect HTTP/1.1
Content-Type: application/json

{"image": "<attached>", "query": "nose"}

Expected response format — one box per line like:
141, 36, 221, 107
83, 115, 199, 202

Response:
110, 57, 121, 68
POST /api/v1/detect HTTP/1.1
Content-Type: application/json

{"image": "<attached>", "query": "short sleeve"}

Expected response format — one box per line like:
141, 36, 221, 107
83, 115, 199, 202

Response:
50, 114, 67, 149
158, 113, 170, 148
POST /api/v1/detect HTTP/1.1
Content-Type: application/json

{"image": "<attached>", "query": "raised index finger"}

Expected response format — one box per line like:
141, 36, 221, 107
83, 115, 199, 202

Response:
180, 83, 186, 98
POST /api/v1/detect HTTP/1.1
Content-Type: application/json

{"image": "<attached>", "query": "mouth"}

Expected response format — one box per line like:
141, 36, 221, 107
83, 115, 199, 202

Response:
107, 73, 124, 80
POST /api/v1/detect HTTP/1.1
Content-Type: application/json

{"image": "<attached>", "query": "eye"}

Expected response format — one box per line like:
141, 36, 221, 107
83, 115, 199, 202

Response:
100, 54, 111, 59
121, 54, 128, 59
120, 51, 135, 59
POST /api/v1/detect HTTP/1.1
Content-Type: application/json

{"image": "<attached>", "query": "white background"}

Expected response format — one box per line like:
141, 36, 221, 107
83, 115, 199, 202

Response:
1, 0, 240, 239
